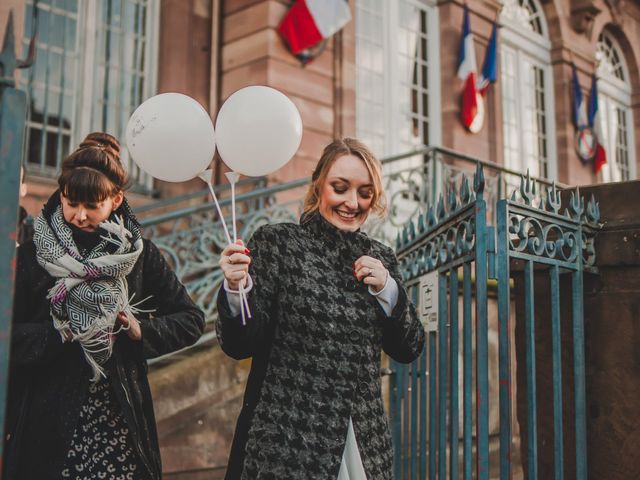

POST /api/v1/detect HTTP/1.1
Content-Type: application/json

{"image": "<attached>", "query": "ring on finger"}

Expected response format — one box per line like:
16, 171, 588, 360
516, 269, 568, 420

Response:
228, 256, 235, 265
366, 267, 373, 277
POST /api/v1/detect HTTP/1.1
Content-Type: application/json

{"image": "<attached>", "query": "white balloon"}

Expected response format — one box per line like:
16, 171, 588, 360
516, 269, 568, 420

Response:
215, 86, 303, 177
125, 93, 215, 182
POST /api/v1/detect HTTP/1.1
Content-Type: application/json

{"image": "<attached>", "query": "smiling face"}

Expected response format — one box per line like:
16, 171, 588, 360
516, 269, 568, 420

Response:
318, 154, 374, 232
61, 191, 123, 232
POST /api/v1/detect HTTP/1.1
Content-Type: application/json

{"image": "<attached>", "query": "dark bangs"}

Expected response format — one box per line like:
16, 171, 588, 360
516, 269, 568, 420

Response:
58, 166, 118, 203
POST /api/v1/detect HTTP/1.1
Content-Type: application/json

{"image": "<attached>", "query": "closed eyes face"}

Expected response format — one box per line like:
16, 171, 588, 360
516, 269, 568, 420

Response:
60, 192, 123, 232
318, 154, 374, 232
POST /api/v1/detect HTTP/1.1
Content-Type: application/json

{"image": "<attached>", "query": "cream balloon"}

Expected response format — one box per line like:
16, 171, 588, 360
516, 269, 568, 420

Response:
214, 86, 303, 177
125, 93, 215, 182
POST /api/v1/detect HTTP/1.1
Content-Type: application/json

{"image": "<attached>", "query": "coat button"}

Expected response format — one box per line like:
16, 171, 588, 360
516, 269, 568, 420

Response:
358, 381, 369, 394
349, 329, 361, 343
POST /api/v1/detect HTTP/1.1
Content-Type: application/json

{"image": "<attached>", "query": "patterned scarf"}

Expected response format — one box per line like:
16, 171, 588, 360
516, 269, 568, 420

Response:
33, 193, 144, 381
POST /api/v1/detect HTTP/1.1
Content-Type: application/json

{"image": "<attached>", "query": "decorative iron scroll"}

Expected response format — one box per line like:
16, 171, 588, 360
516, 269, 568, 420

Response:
506, 172, 601, 267
147, 199, 300, 321
395, 164, 485, 277
364, 156, 500, 246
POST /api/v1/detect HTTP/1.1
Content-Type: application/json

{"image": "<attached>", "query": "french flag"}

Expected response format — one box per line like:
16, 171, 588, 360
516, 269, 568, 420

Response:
478, 21, 498, 95
588, 73, 607, 174
278, 0, 351, 55
457, 6, 479, 130
571, 63, 588, 129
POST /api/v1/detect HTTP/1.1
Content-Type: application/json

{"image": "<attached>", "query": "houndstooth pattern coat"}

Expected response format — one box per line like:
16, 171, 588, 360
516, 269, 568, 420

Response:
217, 213, 425, 479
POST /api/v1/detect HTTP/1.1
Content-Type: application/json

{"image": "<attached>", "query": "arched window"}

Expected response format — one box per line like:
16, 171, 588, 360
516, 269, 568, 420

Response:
595, 30, 636, 181
355, 0, 440, 157
499, 0, 556, 179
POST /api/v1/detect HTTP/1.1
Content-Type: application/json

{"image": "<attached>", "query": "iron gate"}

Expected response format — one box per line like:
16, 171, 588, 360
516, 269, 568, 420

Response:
390, 164, 599, 480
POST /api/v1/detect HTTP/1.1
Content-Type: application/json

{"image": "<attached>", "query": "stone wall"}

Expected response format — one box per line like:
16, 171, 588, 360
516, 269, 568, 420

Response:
581, 181, 640, 479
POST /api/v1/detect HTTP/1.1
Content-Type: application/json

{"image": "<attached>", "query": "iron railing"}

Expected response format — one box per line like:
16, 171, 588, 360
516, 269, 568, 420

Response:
391, 165, 599, 479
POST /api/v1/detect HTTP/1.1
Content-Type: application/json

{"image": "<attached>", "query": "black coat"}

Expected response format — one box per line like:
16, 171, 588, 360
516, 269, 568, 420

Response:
3, 238, 205, 480
217, 213, 425, 479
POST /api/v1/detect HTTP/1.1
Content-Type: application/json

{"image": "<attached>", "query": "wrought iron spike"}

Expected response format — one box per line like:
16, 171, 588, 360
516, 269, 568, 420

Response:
1, 10, 36, 88
408, 219, 416, 240
402, 225, 409, 246
539, 197, 546, 210
447, 184, 458, 211
568, 191, 578, 219
569, 188, 585, 220
473, 162, 485, 196
396, 232, 402, 250
585, 194, 600, 224
0, 11, 18, 87
519, 170, 534, 206
437, 194, 446, 220
460, 175, 471, 204
510, 189, 517, 201
546, 180, 561, 214
427, 205, 436, 227
417, 212, 426, 233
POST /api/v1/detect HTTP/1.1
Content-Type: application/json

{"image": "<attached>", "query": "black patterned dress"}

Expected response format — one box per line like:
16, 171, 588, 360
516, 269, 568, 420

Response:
217, 213, 425, 479
61, 377, 142, 479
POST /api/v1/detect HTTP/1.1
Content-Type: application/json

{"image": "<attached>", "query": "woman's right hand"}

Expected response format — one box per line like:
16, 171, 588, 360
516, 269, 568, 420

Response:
219, 239, 251, 290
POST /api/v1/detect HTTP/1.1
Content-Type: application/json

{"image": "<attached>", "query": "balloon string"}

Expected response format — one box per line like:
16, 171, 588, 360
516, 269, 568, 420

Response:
229, 180, 252, 321
206, 182, 232, 245
231, 179, 238, 242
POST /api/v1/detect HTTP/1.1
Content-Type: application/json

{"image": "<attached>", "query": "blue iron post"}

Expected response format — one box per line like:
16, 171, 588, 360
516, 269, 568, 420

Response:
0, 9, 32, 466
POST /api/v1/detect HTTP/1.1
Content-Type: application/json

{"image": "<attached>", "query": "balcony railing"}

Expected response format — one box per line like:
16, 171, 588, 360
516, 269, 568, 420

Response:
140, 147, 563, 364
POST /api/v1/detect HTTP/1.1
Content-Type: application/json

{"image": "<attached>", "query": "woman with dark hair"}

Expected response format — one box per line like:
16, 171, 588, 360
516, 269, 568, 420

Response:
217, 138, 425, 479
4, 132, 205, 480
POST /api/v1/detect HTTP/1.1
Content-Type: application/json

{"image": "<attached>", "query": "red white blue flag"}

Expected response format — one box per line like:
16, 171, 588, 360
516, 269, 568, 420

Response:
278, 0, 351, 64
588, 74, 608, 174
457, 5, 480, 131
478, 21, 498, 95
571, 63, 588, 129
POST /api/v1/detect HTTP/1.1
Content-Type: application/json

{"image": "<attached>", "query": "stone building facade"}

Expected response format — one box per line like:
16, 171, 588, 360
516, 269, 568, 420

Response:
2, 0, 640, 477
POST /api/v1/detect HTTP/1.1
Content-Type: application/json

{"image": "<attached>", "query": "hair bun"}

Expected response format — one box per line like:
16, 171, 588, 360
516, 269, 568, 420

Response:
79, 132, 121, 161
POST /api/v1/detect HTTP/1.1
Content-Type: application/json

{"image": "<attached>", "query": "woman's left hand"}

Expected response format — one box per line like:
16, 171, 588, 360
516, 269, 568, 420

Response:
354, 255, 389, 293
116, 311, 142, 341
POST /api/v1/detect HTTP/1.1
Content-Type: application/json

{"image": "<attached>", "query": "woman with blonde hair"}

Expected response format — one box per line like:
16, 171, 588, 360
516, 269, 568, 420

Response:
217, 137, 425, 479
4, 132, 205, 480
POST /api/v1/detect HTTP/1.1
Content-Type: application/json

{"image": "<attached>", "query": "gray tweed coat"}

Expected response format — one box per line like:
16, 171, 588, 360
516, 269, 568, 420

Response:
217, 212, 425, 479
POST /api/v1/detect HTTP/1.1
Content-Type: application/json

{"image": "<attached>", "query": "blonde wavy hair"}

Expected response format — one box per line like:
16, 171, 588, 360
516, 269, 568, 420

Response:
303, 138, 387, 218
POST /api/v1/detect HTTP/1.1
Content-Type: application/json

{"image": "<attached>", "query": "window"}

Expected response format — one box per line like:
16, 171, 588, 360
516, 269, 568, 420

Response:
595, 31, 636, 182
499, 0, 556, 179
355, 0, 440, 243
21, 0, 158, 189
355, 0, 440, 158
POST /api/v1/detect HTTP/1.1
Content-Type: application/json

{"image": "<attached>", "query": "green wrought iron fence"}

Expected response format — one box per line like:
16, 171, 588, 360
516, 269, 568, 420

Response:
392, 164, 599, 479
0, 10, 34, 467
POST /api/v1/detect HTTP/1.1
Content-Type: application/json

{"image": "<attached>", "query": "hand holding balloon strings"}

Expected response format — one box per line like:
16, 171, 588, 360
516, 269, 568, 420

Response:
223, 171, 252, 320
198, 170, 251, 324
